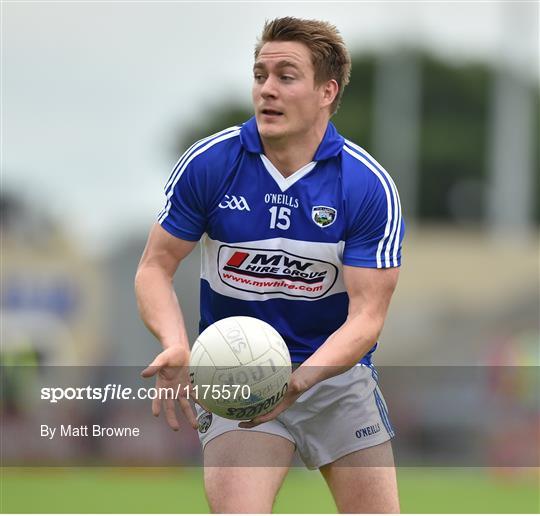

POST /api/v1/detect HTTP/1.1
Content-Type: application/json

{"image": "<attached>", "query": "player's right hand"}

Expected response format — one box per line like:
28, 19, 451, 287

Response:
140, 346, 198, 431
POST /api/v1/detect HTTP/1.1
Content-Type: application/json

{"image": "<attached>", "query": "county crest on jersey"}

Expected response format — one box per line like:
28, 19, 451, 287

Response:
158, 117, 404, 363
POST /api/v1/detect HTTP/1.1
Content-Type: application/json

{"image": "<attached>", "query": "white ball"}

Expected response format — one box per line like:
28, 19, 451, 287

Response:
189, 316, 292, 420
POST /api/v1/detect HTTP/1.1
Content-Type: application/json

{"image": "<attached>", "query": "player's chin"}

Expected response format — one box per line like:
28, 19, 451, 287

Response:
256, 117, 286, 138
258, 123, 286, 140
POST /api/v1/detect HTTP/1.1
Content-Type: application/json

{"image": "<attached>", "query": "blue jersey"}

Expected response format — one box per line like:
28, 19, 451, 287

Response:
158, 117, 404, 364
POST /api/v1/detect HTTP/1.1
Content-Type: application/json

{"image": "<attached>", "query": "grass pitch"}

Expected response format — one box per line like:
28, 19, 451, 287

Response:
1, 467, 538, 513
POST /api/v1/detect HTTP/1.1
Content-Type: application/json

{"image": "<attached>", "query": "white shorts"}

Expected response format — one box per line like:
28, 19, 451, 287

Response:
196, 365, 395, 469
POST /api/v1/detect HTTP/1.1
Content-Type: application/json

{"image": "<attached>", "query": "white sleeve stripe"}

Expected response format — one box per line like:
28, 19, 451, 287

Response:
157, 126, 240, 221
158, 129, 241, 225
392, 186, 403, 266
344, 140, 402, 267
164, 126, 241, 195
343, 145, 393, 268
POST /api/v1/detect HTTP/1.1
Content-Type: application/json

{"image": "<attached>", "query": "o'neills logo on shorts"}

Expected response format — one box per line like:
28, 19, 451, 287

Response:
217, 245, 338, 299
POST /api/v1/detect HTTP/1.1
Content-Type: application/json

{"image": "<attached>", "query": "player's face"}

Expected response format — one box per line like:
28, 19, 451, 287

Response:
252, 41, 328, 142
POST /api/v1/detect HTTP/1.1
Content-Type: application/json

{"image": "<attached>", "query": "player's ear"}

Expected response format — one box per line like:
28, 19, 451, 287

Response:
320, 79, 339, 110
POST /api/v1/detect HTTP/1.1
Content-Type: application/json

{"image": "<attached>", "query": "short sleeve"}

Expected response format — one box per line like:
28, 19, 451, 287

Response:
342, 173, 404, 268
158, 155, 207, 241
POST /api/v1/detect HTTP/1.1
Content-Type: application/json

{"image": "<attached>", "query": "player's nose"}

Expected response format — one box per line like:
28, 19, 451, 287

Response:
260, 75, 279, 98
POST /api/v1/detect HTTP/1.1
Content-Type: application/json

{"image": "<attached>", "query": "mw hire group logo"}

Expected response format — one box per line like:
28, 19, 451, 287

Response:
217, 245, 338, 299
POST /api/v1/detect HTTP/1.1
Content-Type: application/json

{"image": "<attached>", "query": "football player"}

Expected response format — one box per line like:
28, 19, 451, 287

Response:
136, 17, 404, 513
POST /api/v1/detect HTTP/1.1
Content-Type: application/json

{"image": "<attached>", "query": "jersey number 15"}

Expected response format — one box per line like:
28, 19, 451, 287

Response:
268, 206, 291, 230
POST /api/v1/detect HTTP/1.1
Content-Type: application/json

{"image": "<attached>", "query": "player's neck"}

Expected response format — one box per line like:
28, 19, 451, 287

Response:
261, 123, 327, 178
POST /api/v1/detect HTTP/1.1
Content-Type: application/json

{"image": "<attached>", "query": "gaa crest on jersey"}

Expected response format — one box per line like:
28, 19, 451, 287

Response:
311, 206, 337, 227
198, 411, 213, 434
218, 195, 250, 211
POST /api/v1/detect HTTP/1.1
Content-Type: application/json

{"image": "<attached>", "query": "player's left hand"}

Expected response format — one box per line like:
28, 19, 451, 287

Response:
237, 370, 310, 428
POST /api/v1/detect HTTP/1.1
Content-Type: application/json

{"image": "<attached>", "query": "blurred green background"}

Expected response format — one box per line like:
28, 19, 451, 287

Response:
2, 467, 539, 513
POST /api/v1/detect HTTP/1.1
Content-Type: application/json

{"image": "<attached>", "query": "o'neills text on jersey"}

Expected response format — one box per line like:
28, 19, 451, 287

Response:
264, 193, 299, 209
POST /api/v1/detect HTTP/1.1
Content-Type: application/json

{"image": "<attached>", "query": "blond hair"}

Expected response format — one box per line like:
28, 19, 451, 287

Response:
254, 17, 352, 114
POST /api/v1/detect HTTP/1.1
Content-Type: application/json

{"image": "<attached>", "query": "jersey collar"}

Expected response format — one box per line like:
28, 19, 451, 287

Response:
239, 116, 344, 161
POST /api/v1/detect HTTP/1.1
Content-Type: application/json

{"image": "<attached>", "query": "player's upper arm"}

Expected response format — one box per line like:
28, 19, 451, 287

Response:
137, 223, 198, 280
343, 265, 399, 324
157, 156, 208, 242
342, 149, 404, 269
157, 127, 241, 241
157, 141, 216, 242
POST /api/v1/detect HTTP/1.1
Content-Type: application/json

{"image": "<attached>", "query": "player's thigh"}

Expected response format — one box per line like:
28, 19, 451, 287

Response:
203, 430, 295, 513
320, 441, 400, 514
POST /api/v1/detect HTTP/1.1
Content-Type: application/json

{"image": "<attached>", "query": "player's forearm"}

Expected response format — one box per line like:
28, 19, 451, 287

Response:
134, 264, 190, 351
293, 311, 384, 390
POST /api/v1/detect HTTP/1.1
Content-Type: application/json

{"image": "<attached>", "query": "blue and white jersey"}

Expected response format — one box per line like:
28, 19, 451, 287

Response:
159, 117, 404, 364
